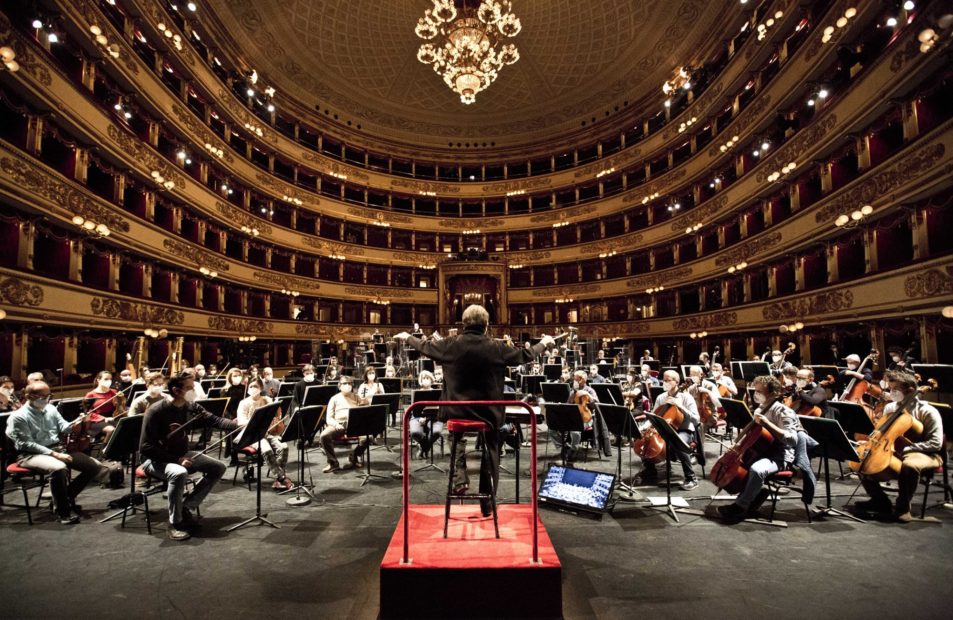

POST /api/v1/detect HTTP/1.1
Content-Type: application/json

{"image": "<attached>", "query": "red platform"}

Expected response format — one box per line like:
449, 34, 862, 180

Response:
380, 504, 562, 618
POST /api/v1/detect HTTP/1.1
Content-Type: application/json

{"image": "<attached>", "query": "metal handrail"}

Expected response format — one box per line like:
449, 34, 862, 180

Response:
400, 400, 540, 564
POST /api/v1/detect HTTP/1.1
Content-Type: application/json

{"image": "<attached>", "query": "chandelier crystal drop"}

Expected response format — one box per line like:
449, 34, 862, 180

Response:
415, 0, 521, 105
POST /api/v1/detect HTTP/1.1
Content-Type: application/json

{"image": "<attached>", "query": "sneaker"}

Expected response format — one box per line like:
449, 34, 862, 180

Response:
323, 464, 341, 473
59, 513, 80, 525
168, 525, 191, 541
452, 483, 469, 495
680, 479, 698, 491
390, 470, 404, 480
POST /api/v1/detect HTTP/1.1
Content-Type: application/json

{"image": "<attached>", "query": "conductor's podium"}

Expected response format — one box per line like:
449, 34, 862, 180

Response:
380, 401, 562, 619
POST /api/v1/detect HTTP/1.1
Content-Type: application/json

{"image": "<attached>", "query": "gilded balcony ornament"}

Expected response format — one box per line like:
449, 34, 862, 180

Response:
390, 179, 460, 194
106, 124, 184, 189
294, 323, 328, 336
672, 312, 738, 331
714, 232, 783, 267
208, 317, 273, 333
215, 202, 273, 235
761, 290, 854, 322
531, 284, 600, 298
299, 155, 370, 183
438, 217, 503, 229
528, 205, 586, 224
755, 116, 838, 183
90, 298, 185, 325
217, 90, 278, 144
0, 277, 43, 307
705, 94, 773, 157
162, 239, 229, 272
483, 177, 553, 194
622, 169, 688, 204
172, 105, 233, 164
581, 235, 642, 256
507, 250, 552, 263
252, 271, 317, 292
347, 206, 413, 225
668, 196, 728, 232
0, 24, 53, 87
904, 269, 953, 298
625, 267, 693, 291
301, 237, 365, 257
344, 286, 414, 299
814, 142, 947, 223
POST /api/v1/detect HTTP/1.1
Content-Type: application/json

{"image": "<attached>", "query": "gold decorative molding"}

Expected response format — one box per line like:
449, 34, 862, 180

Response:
294, 323, 327, 336
140, 2, 198, 67
672, 311, 738, 331
483, 178, 553, 193
814, 143, 947, 223
528, 205, 586, 224
574, 149, 643, 178
530, 283, 601, 298
343, 286, 413, 298
106, 124, 184, 189
208, 316, 273, 333
669, 196, 728, 231
714, 232, 783, 267
162, 239, 230, 272
438, 218, 504, 229
301, 237, 364, 256
171, 104, 234, 164
903, 269, 953, 298
299, 153, 370, 182
580, 235, 642, 256
71, 0, 140, 75
90, 297, 185, 325
622, 168, 688, 204
761, 290, 854, 321
1, 25, 53, 87
507, 250, 552, 263
390, 179, 460, 194
254, 173, 312, 204
0, 277, 43, 306
347, 206, 413, 225
706, 94, 773, 158
0, 156, 130, 233
755, 115, 838, 184
252, 271, 318, 291
215, 201, 273, 235
217, 89, 279, 144
625, 266, 693, 290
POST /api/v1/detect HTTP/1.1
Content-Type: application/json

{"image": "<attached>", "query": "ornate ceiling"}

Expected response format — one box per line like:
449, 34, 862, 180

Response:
201, 0, 741, 153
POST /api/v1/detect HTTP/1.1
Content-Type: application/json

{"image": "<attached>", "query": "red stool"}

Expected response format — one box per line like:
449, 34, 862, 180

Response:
444, 419, 499, 538
231, 446, 258, 490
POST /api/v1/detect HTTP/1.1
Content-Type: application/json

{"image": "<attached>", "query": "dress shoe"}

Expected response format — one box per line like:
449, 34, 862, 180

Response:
348, 453, 359, 468
717, 503, 746, 522
853, 498, 891, 514
59, 513, 80, 525
894, 511, 914, 524
168, 525, 191, 541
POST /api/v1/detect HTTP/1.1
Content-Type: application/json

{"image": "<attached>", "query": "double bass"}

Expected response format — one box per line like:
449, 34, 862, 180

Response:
838, 349, 878, 404
632, 382, 688, 463
710, 416, 776, 494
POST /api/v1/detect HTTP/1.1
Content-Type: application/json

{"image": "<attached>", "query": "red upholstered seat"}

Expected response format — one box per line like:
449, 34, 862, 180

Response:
769, 470, 795, 481
135, 466, 147, 478
446, 419, 491, 433
240, 446, 257, 455
6, 463, 33, 475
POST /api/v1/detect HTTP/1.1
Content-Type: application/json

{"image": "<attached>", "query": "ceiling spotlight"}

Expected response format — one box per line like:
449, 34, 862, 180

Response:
31, 19, 43, 29
807, 99, 815, 106
266, 104, 275, 112
246, 88, 255, 97
47, 33, 59, 43
886, 17, 898, 27
818, 89, 829, 98
187, 2, 197, 10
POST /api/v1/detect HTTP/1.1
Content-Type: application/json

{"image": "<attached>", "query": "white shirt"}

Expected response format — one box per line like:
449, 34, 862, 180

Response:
235, 395, 273, 442
357, 381, 385, 400
651, 390, 700, 432
326, 392, 361, 430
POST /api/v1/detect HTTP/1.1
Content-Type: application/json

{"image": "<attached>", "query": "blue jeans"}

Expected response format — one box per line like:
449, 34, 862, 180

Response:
736, 457, 781, 508
794, 431, 818, 505
143, 451, 227, 525
409, 417, 443, 454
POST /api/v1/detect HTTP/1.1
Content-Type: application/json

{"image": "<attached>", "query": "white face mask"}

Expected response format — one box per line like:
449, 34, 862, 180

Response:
691, 375, 701, 384
847, 363, 858, 370
783, 377, 794, 386
772, 355, 782, 363
712, 371, 723, 379
420, 379, 432, 388
662, 380, 676, 392
796, 379, 808, 389
263, 374, 272, 380
367, 373, 376, 381
148, 385, 163, 397
572, 381, 581, 390
303, 374, 315, 383
889, 389, 906, 403
120, 375, 132, 383
0, 386, 12, 398
99, 379, 112, 389
753, 392, 767, 405
386, 369, 396, 378
891, 356, 901, 363
231, 377, 242, 385
340, 384, 352, 394
196, 370, 206, 378
30, 396, 51, 409
248, 387, 262, 398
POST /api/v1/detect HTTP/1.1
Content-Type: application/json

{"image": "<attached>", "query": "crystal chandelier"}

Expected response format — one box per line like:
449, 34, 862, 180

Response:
415, 0, 522, 105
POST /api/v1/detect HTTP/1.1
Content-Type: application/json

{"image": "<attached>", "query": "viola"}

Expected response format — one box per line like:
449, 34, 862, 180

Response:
632, 382, 688, 464
710, 417, 776, 494
64, 408, 92, 454
849, 402, 923, 481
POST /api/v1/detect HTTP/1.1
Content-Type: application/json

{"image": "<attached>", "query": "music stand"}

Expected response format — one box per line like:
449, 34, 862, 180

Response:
648, 385, 665, 404
731, 361, 771, 383
194, 397, 230, 455
303, 385, 338, 409
54, 398, 84, 423
226, 402, 282, 531
798, 415, 866, 523
592, 383, 624, 407
719, 398, 754, 432
380, 377, 403, 395
345, 404, 390, 486
544, 403, 585, 466
129, 384, 148, 402
372, 392, 402, 451
541, 382, 570, 404
828, 402, 874, 438
644, 413, 698, 522
98, 415, 153, 532
913, 364, 953, 390
277, 382, 297, 398
279, 405, 326, 506
597, 403, 641, 500
520, 374, 545, 396
543, 364, 562, 381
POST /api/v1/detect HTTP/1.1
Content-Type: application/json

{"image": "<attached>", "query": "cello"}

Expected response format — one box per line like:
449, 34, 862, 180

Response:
848, 401, 923, 481
632, 381, 688, 463
710, 416, 776, 494
838, 349, 878, 404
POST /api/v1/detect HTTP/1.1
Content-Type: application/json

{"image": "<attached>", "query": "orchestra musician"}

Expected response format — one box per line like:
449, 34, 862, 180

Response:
139, 371, 239, 541
854, 371, 944, 523
717, 375, 798, 522
5, 382, 112, 524
0, 375, 21, 412
886, 346, 917, 375
553, 369, 600, 463
639, 363, 660, 386
588, 364, 607, 384
127, 372, 171, 417
769, 350, 793, 374
709, 363, 737, 397
697, 352, 711, 374
184, 367, 207, 402
689, 365, 722, 433
409, 370, 443, 459
789, 367, 834, 419
223, 368, 246, 418
639, 349, 655, 364
639, 370, 701, 490
236, 378, 293, 491
261, 367, 281, 399
292, 364, 317, 410
319, 376, 370, 473
357, 366, 386, 400
840, 353, 873, 387
83, 371, 121, 438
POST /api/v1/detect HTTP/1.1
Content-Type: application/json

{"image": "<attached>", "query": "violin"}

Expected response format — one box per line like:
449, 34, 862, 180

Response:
710, 415, 776, 493
64, 401, 93, 454
632, 381, 688, 464
849, 402, 923, 481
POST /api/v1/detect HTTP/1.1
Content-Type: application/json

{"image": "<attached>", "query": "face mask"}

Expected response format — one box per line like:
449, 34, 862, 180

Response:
148, 385, 163, 397
772, 355, 782, 363
231, 377, 242, 385
420, 379, 432, 388
340, 384, 352, 394
691, 376, 701, 384
387, 370, 396, 378
99, 380, 112, 389
796, 379, 808, 389
663, 381, 676, 392
891, 356, 901, 363
0, 387, 12, 398
626, 376, 635, 384
783, 377, 793, 386
263, 374, 272, 380
196, 370, 206, 378
31, 397, 51, 409
848, 364, 858, 370
753, 392, 767, 405
248, 387, 261, 397
303, 374, 315, 383
120, 375, 132, 383
712, 371, 723, 379
367, 373, 376, 381
572, 381, 581, 390
889, 389, 906, 403
184, 388, 196, 402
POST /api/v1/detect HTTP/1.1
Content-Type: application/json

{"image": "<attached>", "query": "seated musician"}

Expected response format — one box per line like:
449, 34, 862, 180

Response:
292, 364, 317, 409
697, 352, 711, 374
116, 366, 135, 396
640, 370, 701, 490
791, 367, 834, 419
621, 369, 646, 405
139, 371, 239, 541
0, 375, 21, 412
223, 368, 246, 418
717, 375, 799, 521
559, 366, 572, 383
769, 350, 793, 374
261, 367, 281, 398
357, 366, 386, 400
840, 353, 873, 387
709, 363, 737, 397
184, 367, 207, 402
236, 378, 292, 491
588, 364, 607, 384
6, 382, 111, 524
84, 370, 121, 438
319, 376, 370, 472
409, 370, 443, 459
855, 371, 944, 523
690, 365, 722, 433
638, 363, 660, 386
127, 372, 171, 416
550, 370, 600, 464
639, 350, 654, 364
886, 346, 917, 375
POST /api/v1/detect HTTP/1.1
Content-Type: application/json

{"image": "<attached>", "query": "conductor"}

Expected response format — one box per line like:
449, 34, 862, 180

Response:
395, 305, 555, 515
